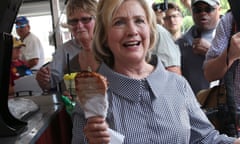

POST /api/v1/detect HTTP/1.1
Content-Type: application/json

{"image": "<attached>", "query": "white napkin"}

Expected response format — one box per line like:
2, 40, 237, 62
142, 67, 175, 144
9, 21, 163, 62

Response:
82, 94, 124, 144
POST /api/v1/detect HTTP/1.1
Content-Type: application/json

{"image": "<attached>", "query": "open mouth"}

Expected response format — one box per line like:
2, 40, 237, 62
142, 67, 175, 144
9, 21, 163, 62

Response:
123, 41, 140, 47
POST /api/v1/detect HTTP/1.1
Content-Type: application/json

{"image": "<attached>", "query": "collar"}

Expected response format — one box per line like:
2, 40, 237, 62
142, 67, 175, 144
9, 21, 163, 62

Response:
98, 56, 171, 102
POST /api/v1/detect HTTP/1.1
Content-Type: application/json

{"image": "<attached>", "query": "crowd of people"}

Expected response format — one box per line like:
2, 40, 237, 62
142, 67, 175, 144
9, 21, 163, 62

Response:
10, 0, 240, 143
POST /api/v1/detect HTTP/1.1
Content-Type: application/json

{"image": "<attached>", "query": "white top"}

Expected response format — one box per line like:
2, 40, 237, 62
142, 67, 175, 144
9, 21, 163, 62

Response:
152, 24, 181, 67
21, 32, 45, 70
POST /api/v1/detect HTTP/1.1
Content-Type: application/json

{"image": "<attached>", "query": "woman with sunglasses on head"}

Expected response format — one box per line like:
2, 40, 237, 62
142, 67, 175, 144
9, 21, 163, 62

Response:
177, 0, 221, 95
36, 0, 99, 93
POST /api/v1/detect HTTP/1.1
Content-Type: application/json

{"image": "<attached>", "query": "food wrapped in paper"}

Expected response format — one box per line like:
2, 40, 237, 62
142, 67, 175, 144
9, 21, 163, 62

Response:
75, 71, 124, 143
75, 71, 108, 118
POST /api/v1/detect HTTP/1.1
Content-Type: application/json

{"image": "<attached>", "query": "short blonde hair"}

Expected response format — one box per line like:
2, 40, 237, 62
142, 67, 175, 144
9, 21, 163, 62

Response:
93, 0, 157, 68
66, 0, 98, 18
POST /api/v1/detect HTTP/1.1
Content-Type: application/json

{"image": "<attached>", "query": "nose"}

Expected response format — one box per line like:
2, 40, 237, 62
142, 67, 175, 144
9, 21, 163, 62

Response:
76, 21, 84, 27
127, 22, 138, 37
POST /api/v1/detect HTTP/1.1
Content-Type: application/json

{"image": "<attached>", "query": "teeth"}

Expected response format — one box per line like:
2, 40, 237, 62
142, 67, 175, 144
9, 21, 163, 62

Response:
124, 41, 140, 46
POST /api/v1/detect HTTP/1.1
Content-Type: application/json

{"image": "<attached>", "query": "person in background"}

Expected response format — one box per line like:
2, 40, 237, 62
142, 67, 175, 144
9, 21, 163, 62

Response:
152, 24, 182, 75
9, 37, 32, 96
152, 1, 166, 25
204, 6, 240, 85
163, 2, 183, 41
15, 16, 45, 70
181, 0, 192, 11
204, 7, 240, 136
177, 0, 221, 94
73, 0, 240, 143
36, 0, 98, 92
152, 2, 182, 75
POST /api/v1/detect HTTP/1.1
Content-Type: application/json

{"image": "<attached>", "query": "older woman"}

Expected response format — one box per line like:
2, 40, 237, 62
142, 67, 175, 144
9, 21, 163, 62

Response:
74, 0, 240, 143
36, 0, 98, 91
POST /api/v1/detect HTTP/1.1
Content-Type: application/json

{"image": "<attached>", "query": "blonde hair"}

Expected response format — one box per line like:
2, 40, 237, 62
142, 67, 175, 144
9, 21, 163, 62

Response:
93, 0, 157, 67
66, 0, 98, 18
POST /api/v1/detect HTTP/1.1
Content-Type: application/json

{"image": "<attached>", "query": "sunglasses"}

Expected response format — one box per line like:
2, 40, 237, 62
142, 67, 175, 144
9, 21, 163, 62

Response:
16, 24, 27, 29
192, 6, 216, 13
67, 16, 94, 26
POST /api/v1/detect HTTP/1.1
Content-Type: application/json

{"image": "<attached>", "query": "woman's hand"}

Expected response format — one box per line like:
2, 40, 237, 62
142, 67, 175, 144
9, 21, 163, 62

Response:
36, 66, 51, 90
234, 138, 240, 144
84, 116, 110, 144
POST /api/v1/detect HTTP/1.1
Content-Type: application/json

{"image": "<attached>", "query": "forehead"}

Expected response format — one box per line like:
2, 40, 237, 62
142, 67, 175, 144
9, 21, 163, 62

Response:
193, 2, 211, 7
166, 9, 181, 15
113, 0, 146, 18
68, 10, 91, 18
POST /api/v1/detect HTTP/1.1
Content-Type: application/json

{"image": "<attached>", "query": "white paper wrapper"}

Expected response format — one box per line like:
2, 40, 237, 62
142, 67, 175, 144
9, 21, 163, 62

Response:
80, 93, 124, 144
82, 94, 108, 118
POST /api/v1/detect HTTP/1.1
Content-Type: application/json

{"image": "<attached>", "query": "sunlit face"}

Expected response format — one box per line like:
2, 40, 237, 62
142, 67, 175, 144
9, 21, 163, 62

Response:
16, 23, 30, 38
107, 0, 150, 65
163, 9, 183, 34
68, 10, 95, 44
192, 2, 220, 30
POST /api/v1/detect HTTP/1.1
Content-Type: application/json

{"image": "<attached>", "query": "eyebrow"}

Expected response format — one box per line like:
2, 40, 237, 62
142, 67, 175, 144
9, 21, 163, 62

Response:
113, 15, 145, 20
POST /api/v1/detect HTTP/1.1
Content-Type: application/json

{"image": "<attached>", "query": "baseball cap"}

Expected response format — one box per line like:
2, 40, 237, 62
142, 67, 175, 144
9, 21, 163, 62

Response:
15, 16, 29, 25
192, 0, 220, 7
13, 37, 25, 48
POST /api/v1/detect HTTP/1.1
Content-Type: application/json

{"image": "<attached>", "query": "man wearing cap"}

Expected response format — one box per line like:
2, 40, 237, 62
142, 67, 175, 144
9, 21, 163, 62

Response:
9, 37, 32, 95
15, 16, 45, 70
176, 0, 221, 94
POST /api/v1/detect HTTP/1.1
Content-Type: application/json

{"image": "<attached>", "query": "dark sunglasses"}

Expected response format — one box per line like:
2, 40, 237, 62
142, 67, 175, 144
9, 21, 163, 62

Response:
192, 6, 216, 13
16, 24, 27, 29
67, 16, 94, 26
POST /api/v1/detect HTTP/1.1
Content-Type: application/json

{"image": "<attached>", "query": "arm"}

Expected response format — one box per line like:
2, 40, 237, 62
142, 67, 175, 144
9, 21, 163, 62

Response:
27, 58, 39, 68
166, 66, 182, 75
180, 0, 191, 11
204, 32, 240, 81
153, 25, 182, 75
23, 35, 43, 68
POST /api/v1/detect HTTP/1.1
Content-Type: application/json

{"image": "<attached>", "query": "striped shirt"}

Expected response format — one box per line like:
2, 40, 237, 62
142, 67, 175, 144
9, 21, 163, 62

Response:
72, 56, 235, 144
205, 12, 240, 111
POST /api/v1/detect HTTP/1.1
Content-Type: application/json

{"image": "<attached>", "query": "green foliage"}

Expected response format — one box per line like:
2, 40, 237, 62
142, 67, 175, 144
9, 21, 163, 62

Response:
182, 16, 193, 32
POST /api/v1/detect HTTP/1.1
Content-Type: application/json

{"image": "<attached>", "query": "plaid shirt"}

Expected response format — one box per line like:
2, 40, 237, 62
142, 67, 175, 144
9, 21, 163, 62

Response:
206, 12, 240, 111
